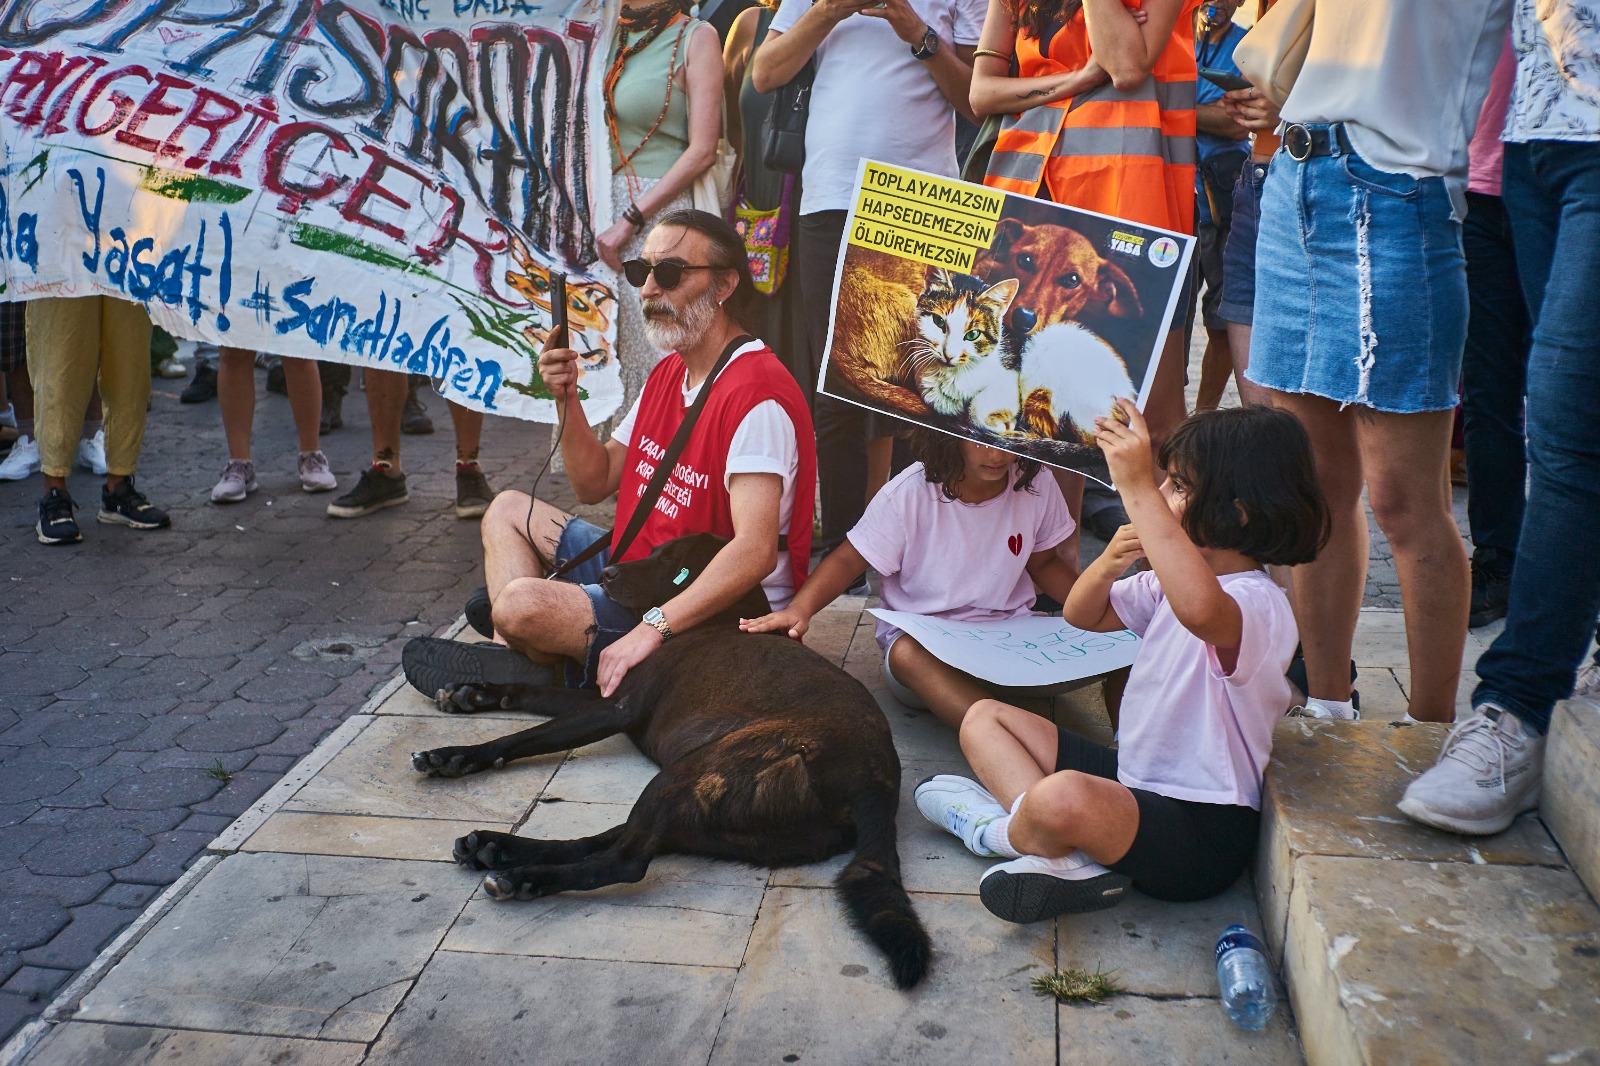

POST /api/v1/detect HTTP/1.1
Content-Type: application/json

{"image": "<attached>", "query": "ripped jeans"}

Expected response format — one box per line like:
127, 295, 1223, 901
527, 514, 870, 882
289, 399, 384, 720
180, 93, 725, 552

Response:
1245, 126, 1467, 413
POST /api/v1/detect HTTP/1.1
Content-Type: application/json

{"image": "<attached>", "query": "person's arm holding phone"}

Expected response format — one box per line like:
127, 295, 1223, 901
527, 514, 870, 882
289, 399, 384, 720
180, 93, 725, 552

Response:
536, 279, 627, 504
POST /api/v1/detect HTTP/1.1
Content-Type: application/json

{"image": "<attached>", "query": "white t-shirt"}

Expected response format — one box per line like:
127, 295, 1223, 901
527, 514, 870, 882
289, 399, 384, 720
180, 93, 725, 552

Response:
1279, 0, 1511, 215
613, 341, 800, 608
1503, 0, 1600, 142
770, 0, 986, 214
1108, 569, 1298, 810
847, 462, 1075, 650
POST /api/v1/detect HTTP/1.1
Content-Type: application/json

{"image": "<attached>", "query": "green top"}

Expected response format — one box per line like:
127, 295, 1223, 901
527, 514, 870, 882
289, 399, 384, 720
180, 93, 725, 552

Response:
609, 17, 706, 181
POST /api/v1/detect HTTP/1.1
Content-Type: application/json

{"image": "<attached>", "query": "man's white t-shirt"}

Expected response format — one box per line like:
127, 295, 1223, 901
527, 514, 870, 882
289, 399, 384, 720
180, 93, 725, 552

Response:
613, 341, 800, 608
770, 0, 986, 214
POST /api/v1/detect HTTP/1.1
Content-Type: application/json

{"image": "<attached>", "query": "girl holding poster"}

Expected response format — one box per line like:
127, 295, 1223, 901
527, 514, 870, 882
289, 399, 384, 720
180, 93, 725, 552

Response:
739, 429, 1083, 728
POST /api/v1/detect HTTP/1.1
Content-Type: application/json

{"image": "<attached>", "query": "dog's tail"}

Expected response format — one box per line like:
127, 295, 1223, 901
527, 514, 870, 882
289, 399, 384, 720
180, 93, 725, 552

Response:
836, 785, 931, 990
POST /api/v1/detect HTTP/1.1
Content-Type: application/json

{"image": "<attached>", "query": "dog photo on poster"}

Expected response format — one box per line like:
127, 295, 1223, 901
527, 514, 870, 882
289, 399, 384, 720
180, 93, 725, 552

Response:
819, 160, 1194, 484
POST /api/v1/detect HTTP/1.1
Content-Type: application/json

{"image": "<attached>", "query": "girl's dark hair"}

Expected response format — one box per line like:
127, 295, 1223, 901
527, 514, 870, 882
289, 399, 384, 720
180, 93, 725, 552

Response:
1157, 407, 1330, 567
910, 428, 1041, 501
654, 208, 755, 329
1011, 0, 1080, 44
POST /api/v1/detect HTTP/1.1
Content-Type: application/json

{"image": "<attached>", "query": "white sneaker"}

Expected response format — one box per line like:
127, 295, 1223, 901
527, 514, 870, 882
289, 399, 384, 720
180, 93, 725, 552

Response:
0, 434, 40, 480
1397, 703, 1546, 836
979, 852, 1131, 923
1573, 660, 1600, 700
211, 459, 258, 503
1287, 697, 1361, 720
914, 775, 1008, 856
155, 355, 187, 378
75, 429, 108, 475
298, 450, 336, 493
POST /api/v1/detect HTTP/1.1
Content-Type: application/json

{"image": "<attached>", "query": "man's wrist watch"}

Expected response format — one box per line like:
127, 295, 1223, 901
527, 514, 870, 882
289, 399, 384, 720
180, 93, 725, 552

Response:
911, 27, 940, 60
643, 607, 672, 641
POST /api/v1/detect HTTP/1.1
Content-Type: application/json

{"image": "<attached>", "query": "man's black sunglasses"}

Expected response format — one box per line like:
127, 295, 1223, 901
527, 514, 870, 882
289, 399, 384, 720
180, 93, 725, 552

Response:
621, 258, 729, 290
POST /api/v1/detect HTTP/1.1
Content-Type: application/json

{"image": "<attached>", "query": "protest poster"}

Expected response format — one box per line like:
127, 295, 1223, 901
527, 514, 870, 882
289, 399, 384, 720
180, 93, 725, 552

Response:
0, 0, 622, 424
820, 159, 1194, 483
867, 609, 1139, 688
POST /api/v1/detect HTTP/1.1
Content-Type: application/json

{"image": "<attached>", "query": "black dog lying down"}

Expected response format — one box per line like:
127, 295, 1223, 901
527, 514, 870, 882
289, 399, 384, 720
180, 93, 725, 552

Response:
406, 534, 931, 989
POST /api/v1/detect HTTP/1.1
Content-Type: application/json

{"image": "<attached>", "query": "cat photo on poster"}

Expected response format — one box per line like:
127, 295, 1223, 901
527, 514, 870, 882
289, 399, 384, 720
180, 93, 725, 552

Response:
819, 160, 1193, 485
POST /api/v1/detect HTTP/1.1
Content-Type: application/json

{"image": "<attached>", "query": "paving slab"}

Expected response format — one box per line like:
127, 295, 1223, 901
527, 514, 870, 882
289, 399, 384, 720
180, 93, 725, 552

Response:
542, 732, 659, 804
1258, 719, 1565, 958
282, 715, 558, 823
362, 950, 733, 1066
1285, 855, 1600, 1066
240, 812, 499, 863
709, 886, 1055, 1065
74, 853, 469, 1042
22, 1021, 365, 1066
1544, 698, 1600, 899
1057, 995, 1303, 1064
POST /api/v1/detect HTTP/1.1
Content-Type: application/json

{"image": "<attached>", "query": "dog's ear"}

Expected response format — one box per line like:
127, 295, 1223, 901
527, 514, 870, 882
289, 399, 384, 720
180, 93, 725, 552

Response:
1097, 262, 1143, 318
987, 218, 1025, 259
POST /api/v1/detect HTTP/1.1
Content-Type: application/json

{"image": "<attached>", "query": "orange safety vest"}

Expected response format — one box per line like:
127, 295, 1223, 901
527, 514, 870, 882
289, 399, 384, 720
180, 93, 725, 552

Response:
985, 0, 1198, 235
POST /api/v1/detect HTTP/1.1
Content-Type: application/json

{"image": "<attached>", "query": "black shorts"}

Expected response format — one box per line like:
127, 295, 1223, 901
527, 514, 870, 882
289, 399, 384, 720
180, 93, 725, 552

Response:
1054, 728, 1258, 902
0, 303, 24, 373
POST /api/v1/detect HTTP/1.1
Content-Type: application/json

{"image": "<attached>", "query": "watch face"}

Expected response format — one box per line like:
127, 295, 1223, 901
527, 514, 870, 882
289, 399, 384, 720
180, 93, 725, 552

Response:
644, 608, 663, 624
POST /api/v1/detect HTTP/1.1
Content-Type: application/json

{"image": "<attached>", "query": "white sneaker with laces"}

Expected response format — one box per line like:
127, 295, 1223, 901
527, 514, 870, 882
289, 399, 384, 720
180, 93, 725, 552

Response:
298, 450, 336, 493
1573, 660, 1600, 700
75, 429, 108, 475
155, 355, 187, 378
1287, 697, 1361, 720
211, 459, 258, 503
979, 852, 1131, 923
914, 775, 1008, 856
0, 434, 40, 480
1397, 703, 1545, 836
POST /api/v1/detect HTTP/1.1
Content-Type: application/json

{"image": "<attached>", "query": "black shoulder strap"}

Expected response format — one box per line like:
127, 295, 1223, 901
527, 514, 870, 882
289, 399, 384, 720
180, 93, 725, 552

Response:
548, 335, 755, 580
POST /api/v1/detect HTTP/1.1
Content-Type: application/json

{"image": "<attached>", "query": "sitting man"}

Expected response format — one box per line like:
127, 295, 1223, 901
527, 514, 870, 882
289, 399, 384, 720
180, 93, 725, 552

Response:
404, 210, 816, 698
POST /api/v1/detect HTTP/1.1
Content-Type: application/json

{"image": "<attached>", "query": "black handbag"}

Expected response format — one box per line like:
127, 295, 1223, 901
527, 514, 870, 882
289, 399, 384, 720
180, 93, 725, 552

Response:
762, 60, 814, 175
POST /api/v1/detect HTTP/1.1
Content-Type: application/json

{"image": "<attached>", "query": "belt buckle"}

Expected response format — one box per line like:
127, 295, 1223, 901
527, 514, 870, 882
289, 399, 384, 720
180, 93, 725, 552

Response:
1284, 123, 1313, 162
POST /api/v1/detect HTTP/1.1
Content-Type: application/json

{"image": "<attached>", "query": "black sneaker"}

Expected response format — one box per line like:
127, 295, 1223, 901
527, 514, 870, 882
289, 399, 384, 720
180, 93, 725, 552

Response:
402, 376, 435, 435
1469, 554, 1512, 628
320, 394, 343, 434
98, 477, 171, 529
401, 637, 558, 702
326, 465, 409, 518
265, 361, 287, 395
37, 488, 82, 545
454, 464, 496, 519
180, 364, 217, 404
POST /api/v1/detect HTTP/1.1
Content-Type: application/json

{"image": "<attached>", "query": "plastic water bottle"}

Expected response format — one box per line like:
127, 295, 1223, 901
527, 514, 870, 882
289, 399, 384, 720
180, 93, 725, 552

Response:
1215, 925, 1276, 1031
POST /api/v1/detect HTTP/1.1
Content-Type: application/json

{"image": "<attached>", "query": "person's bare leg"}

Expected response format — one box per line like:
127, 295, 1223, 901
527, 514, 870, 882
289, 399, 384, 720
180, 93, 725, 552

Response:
1267, 390, 1366, 703
959, 699, 1059, 804
1051, 466, 1084, 578
9, 358, 33, 424
448, 400, 485, 465
364, 367, 407, 469
1006, 770, 1141, 864
1194, 327, 1234, 412
1226, 322, 1272, 408
490, 577, 596, 664
864, 435, 894, 506
1144, 329, 1190, 454
217, 347, 255, 459
280, 356, 323, 453
481, 490, 568, 598
1356, 408, 1469, 722
889, 636, 991, 729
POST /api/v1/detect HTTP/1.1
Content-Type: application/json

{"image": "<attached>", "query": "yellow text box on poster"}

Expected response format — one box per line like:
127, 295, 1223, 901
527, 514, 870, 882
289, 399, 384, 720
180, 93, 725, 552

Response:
847, 217, 975, 272
858, 161, 1006, 221
852, 191, 998, 246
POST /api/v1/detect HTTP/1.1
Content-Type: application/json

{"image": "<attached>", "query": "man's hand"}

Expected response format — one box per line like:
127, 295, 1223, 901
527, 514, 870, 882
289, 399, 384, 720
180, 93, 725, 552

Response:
537, 344, 582, 404
596, 622, 665, 698
857, 0, 929, 45
1094, 398, 1157, 493
1096, 523, 1145, 576
739, 608, 811, 640
1221, 85, 1280, 132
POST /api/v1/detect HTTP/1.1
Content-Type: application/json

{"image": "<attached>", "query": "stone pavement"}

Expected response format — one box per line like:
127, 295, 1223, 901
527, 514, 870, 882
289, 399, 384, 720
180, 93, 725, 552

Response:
0, 366, 574, 1044
6, 602, 1308, 1066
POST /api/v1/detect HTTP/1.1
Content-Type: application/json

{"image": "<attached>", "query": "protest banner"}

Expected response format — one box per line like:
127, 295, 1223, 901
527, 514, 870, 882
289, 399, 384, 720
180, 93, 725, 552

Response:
820, 159, 1194, 483
0, 0, 622, 424
867, 609, 1139, 688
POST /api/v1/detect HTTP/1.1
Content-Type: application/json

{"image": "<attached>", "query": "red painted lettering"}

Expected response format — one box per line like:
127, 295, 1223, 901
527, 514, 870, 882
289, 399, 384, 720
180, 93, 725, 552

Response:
159, 86, 244, 168
208, 97, 278, 178
262, 120, 356, 214
74, 65, 152, 138
339, 145, 432, 242
115, 71, 195, 153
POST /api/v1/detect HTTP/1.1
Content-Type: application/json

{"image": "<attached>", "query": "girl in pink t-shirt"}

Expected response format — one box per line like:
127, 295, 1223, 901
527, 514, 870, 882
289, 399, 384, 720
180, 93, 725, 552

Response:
740, 429, 1078, 728
917, 404, 1330, 924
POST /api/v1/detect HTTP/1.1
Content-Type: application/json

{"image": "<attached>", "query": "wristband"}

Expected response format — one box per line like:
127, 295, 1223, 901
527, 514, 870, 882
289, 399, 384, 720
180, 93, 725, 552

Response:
623, 203, 645, 229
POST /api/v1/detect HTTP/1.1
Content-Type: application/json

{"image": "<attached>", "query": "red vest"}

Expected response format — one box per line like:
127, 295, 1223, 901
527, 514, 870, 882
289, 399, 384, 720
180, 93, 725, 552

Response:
614, 344, 816, 591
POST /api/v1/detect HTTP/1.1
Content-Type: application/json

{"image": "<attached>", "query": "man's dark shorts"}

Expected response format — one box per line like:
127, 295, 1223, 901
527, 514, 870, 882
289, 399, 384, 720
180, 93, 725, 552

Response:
1196, 221, 1229, 331
554, 517, 641, 689
1217, 159, 1271, 326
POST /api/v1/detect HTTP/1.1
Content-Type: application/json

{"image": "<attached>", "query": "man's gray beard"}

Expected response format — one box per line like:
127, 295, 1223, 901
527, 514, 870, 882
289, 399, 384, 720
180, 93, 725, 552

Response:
642, 288, 721, 352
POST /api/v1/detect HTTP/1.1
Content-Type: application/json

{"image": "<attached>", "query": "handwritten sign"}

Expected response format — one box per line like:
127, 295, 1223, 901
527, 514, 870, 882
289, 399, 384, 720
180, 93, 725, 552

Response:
0, 0, 622, 425
868, 609, 1139, 688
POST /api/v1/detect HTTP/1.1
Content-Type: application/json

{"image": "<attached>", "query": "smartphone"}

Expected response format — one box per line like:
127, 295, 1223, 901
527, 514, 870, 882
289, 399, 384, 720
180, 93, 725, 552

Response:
1199, 67, 1252, 93
548, 271, 569, 349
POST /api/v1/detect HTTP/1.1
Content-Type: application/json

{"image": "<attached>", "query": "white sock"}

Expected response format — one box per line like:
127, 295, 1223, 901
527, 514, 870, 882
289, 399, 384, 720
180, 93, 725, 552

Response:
978, 792, 1027, 858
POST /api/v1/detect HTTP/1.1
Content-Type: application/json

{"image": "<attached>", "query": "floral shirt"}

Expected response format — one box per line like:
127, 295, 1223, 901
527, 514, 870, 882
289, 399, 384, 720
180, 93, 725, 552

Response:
1504, 0, 1600, 140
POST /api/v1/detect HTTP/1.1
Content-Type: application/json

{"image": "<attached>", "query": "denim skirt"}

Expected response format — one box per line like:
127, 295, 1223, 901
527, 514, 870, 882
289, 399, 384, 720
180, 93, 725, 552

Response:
1246, 127, 1467, 413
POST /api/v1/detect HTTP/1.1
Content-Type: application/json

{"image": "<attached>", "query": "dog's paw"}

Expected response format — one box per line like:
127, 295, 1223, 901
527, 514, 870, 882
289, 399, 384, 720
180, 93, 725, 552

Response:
453, 830, 516, 870
482, 871, 528, 901
434, 683, 506, 714
411, 746, 491, 777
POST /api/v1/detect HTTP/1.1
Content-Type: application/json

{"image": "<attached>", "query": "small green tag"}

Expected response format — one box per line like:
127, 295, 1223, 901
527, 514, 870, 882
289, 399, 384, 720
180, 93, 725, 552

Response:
673, 567, 690, 586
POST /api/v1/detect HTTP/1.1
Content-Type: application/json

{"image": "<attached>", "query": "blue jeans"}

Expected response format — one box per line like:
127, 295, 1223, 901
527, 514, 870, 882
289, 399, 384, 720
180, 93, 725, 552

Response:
1473, 141, 1600, 733
553, 518, 641, 690
1460, 191, 1532, 562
